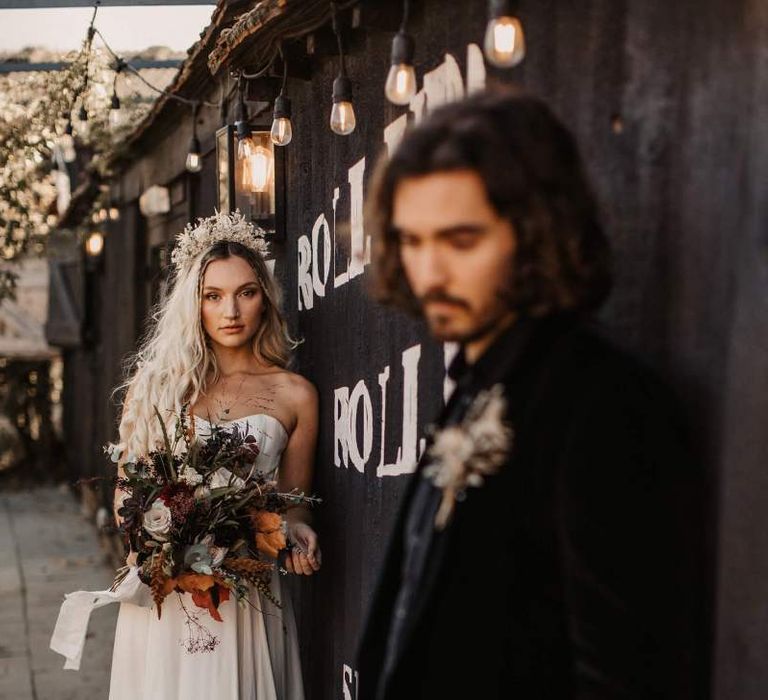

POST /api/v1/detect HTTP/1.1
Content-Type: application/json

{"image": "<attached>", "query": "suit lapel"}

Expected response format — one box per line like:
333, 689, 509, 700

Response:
385, 317, 575, 675
356, 387, 464, 684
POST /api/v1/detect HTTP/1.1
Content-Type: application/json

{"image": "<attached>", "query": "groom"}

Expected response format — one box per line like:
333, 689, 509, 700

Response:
357, 91, 705, 699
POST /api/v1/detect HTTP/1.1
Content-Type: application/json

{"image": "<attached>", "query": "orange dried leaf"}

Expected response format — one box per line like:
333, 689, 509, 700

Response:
217, 583, 231, 605
191, 588, 223, 622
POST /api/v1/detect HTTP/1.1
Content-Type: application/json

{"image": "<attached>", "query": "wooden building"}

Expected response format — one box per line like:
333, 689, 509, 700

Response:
45, 1, 768, 698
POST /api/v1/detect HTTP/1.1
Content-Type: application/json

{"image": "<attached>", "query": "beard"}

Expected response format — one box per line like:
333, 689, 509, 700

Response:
420, 286, 514, 345
425, 309, 505, 344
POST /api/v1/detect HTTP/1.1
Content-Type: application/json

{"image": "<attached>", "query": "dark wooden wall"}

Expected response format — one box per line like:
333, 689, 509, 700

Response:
280, 1, 768, 697
56, 0, 768, 697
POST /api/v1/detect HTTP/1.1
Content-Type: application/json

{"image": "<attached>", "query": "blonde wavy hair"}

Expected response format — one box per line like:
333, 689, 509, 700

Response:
116, 241, 297, 459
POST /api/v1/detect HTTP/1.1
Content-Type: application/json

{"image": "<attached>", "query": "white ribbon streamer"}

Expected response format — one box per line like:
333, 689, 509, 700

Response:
50, 566, 151, 670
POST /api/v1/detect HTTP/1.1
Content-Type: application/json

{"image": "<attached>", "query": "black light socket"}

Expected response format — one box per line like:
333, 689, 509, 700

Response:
235, 120, 251, 140
234, 91, 250, 140
390, 30, 415, 65
489, 0, 512, 18
273, 94, 292, 119
332, 75, 353, 103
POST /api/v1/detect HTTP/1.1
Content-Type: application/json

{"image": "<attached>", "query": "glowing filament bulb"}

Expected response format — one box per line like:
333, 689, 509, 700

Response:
385, 64, 417, 105
239, 139, 273, 193
186, 135, 202, 173
330, 101, 356, 136
271, 95, 293, 146
330, 75, 356, 136
385, 31, 417, 106
483, 15, 525, 68
270, 117, 293, 146
85, 231, 104, 257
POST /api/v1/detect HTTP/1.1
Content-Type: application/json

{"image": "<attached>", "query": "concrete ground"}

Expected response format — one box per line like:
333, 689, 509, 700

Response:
0, 486, 117, 700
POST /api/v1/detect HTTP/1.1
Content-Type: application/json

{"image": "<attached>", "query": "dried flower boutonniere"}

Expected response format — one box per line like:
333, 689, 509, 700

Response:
423, 383, 513, 530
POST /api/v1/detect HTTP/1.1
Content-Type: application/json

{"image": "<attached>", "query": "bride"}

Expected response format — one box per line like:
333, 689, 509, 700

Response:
109, 211, 319, 699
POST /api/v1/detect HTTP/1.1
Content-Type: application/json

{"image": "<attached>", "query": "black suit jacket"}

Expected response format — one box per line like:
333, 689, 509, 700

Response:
357, 316, 705, 699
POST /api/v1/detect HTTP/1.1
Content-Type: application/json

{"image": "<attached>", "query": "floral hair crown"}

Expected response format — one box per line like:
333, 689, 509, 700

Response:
170, 210, 269, 273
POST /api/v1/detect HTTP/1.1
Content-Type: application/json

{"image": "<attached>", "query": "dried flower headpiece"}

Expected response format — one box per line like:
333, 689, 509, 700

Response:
171, 210, 269, 273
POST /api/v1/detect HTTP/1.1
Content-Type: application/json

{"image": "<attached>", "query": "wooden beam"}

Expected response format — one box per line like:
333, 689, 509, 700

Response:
0, 0, 213, 6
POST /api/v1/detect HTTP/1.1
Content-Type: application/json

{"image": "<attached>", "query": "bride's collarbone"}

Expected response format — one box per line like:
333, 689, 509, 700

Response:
193, 369, 301, 429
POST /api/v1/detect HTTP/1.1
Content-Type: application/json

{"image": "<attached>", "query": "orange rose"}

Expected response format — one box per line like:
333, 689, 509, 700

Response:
250, 510, 286, 559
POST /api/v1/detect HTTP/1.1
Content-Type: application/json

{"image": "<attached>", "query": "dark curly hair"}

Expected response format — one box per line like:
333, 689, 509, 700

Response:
367, 90, 612, 318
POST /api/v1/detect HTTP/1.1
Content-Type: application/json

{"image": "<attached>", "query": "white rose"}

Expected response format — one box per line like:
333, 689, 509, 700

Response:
142, 499, 172, 540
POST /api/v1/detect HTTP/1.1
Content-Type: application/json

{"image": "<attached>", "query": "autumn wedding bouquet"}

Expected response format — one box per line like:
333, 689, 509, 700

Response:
112, 408, 319, 651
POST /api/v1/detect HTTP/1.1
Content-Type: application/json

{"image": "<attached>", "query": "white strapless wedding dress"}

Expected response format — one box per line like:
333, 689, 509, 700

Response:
108, 414, 305, 700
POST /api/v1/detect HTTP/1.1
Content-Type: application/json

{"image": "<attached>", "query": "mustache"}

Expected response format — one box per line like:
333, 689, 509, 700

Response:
418, 290, 471, 310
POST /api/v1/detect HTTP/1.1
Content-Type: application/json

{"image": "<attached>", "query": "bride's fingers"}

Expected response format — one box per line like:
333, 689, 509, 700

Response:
290, 549, 302, 572
300, 553, 314, 575
290, 549, 310, 575
306, 547, 321, 571
294, 550, 314, 575
304, 534, 321, 570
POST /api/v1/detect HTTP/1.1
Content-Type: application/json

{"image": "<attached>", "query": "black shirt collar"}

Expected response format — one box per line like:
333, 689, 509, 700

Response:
447, 316, 538, 391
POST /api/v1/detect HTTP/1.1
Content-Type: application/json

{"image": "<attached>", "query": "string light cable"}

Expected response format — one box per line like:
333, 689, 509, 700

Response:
93, 27, 223, 109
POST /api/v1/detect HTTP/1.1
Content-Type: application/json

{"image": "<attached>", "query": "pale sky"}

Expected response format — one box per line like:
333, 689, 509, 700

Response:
0, 5, 215, 53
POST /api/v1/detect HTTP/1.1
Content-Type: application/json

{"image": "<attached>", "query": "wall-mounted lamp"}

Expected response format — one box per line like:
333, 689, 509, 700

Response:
216, 124, 280, 236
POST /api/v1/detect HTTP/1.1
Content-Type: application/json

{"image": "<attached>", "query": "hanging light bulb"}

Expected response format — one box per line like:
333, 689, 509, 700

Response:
329, 2, 356, 136
185, 102, 203, 173
271, 94, 293, 146
385, 1, 417, 106
385, 32, 417, 106
85, 231, 104, 258
108, 206, 120, 221
271, 50, 293, 146
186, 135, 203, 173
75, 104, 89, 139
237, 134, 253, 165
109, 91, 125, 130
483, 0, 526, 68
331, 75, 356, 136
58, 121, 77, 163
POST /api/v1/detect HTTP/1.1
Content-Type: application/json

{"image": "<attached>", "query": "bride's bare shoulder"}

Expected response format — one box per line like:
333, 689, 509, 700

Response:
277, 369, 316, 395
269, 369, 317, 406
